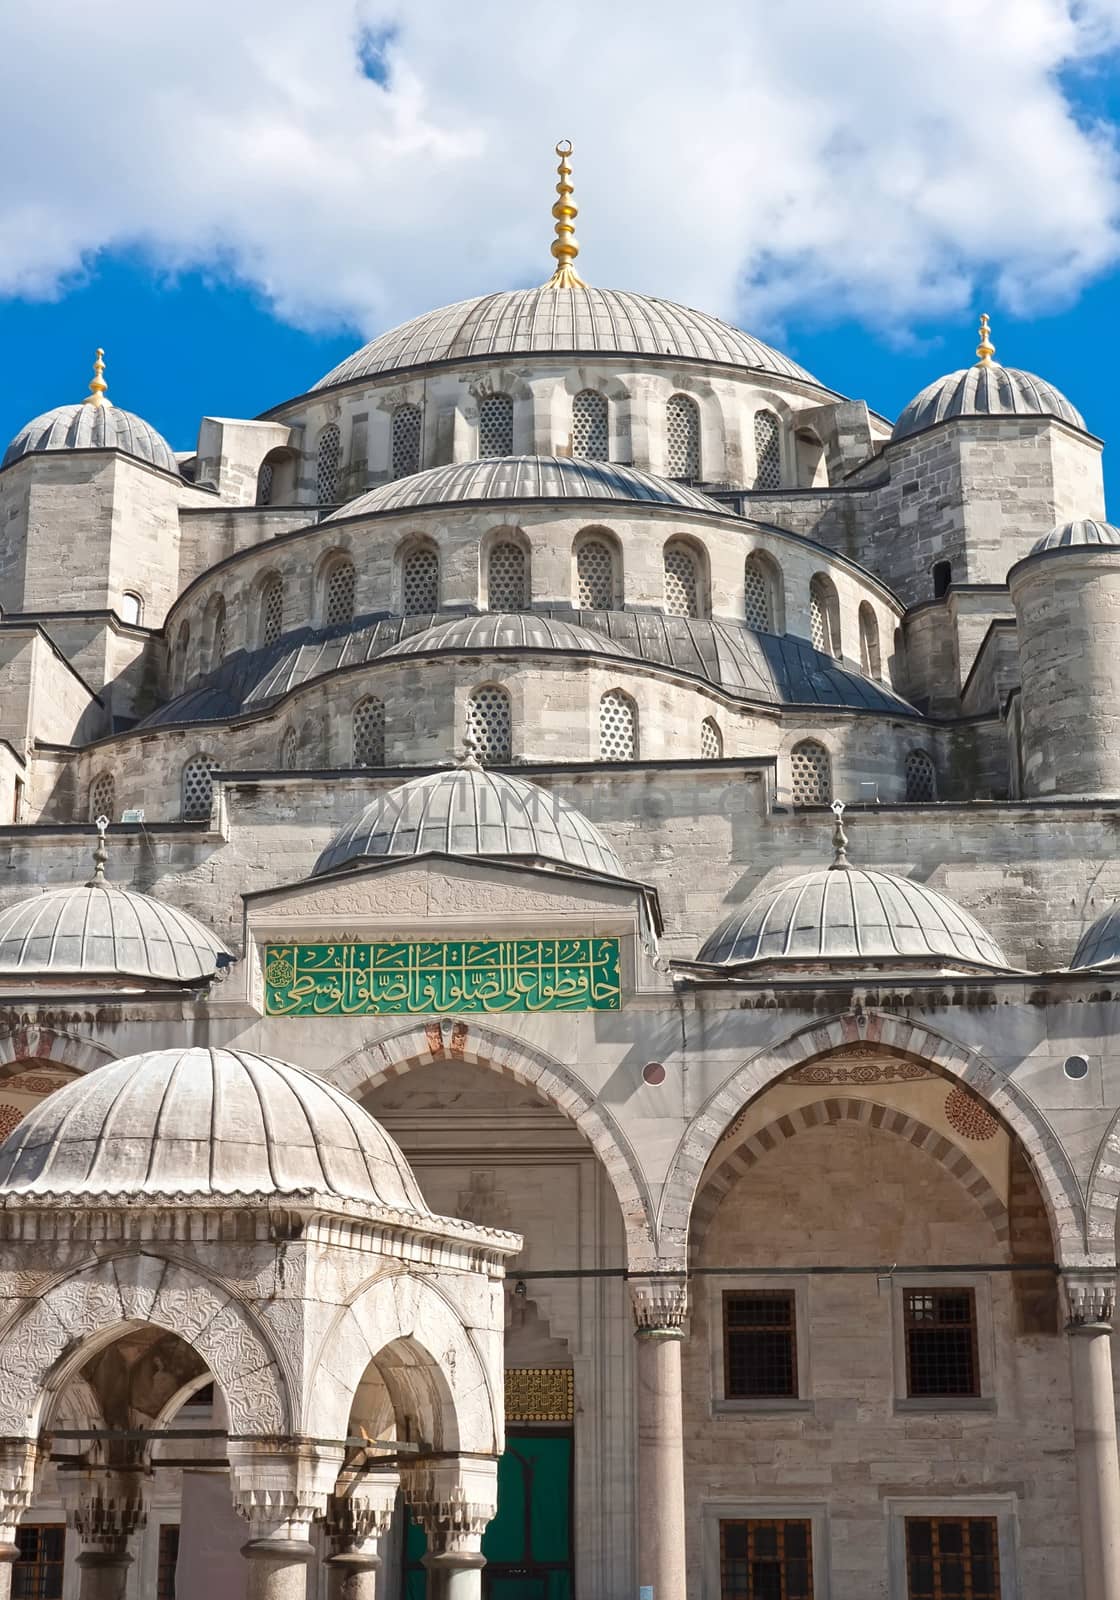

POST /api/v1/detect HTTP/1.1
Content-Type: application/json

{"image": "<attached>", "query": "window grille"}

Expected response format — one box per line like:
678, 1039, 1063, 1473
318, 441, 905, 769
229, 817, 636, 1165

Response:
664, 543, 700, 618
466, 687, 512, 761
572, 390, 608, 459
181, 756, 218, 822
316, 423, 341, 504
120, 591, 143, 626
809, 575, 839, 657
402, 548, 439, 613
15, 1525, 65, 1600
859, 603, 881, 677
791, 740, 831, 805
478, 393, 514, 457
719, 1519, 813, 1600
391, 404, 422, 479
753, 410, 782, 490
904, 1288, 979, 1397
744, 555, 774, 632
599, 690, 637, 760
261, 578, 284, 646
701, 717, 723, 759
905, 749, 937, 803
89, 773, 115, 822
157, 1526, 181, 1600
325, 560, 356, 625
353, 697, 385, 766
665, 394, 700, 478
905, 1517, 1000, 1600
488, 542, 528, 610
723, 1292, 797, 1398
280, 729, 299, 770
576, 539, 615, 610
256, 459, 274, 506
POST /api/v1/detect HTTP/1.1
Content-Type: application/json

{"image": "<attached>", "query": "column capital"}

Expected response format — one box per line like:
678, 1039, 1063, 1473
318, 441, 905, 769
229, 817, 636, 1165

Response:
228, 1439, 344, 1543
629, 1274, 688, 1337
0, 1441, 40, 1548
405, 1459, 498, 1555
325, 1478, 397, 1557
61, 1466, 148, 1552
1062, 1271, 1117, 1331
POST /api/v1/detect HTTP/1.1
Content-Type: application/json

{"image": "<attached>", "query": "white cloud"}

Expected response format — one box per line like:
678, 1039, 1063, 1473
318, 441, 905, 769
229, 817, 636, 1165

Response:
0, 0, 1117, 351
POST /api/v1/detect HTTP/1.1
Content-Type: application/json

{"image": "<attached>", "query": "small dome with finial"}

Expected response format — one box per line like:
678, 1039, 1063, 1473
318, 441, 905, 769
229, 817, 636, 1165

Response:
1029, 519, 1120, 556
2, 349, 181, 476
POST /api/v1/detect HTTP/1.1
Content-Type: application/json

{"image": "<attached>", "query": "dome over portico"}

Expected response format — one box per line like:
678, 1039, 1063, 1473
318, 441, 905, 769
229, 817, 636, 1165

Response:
2, 350, 181, 476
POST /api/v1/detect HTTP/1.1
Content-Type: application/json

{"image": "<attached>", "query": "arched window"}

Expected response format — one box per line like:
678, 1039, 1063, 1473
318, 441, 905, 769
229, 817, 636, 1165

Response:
260, 576, 284, 647
700, 717, 723, 759
790, 740, 832, 805
280, 729, 299, 770
487, 541, 528, 610
324, 558, 356, 626
575, 537, 617, 610
905, 749, 937, 802
572, 390, 609, 460
858, 603, 881, 678
203, 597, 227, 672
744, 553, 777, 632
466, 686, 512, 762
402, 547, 440, 613
665, 394, 700, 478
391, 404, 422, 480
599, 689, 637, 760
173, 621, 191, 694
316, 424, 342, 504
353, 697, 385, 766
809, 574, 840, 657
933, 560, 952, 599
478, 393, 514, 458
181, 755, 218, 822
753, 410, 782, 490
89, 772, 115, 822
256, 458, 275, 506
664, 541, 702, 618
120, 591, 144, 626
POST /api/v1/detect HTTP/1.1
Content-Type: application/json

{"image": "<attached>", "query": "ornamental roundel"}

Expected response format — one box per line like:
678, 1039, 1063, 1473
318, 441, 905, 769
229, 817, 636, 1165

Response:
0, 1104, 23, 1139
944, 1084, 1000, 1142
265, 953, 295, 989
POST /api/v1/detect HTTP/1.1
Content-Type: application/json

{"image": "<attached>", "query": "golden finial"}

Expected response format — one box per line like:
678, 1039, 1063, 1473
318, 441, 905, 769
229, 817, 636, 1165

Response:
84, 348, 108, 407
546, 140, 586, 290
975, 314, 995, 368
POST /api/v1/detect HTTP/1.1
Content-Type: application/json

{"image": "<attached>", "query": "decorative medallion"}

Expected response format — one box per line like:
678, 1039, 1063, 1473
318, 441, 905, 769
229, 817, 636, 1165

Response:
505, 1367, 575, 1423
2, 1071, 73, 1095
786, 1059, 934, 1086
0, 1105, 22, 1139
944, 1085, 1000, 1141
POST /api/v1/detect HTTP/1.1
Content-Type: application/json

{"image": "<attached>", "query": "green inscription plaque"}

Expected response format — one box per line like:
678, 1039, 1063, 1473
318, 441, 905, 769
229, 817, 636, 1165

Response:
263, 938, 622, 1016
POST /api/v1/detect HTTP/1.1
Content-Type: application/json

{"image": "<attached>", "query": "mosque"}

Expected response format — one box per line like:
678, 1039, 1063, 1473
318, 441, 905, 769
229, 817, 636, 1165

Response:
0, 140, 1118, 1600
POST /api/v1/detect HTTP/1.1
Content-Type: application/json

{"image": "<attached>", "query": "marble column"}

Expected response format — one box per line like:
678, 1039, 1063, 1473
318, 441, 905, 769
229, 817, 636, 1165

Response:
631, 1276, 688, 1600
241, 1536, 316, 1600
1064, 1273, 1120, 1600
323, 1481, 397, 1600
228, 1439, 343, 1600
63, 1467, 147, 1600
406, 1459, 498, 1600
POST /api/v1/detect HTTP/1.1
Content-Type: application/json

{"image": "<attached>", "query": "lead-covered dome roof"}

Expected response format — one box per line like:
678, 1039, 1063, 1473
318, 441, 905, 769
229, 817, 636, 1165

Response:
1070, 905, 1120, 970
1030, 519, 1120, 555
380, 612, 637, 662
892, 362, 1085, 443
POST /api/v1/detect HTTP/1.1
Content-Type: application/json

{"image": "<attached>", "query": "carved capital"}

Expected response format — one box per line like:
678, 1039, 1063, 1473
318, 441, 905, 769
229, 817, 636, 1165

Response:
325, 1478, 398, 1557
1062, 1272, 1117, 1331
62, 1469, 148, 1550
0, 1442, 40, 1543
405, 1460, 498, 1553
629, 1275, 688, 1337
228, 1440, 344, 1542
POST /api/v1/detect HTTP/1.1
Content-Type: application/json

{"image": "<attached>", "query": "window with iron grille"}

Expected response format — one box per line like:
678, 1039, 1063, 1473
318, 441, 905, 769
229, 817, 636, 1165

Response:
353, 697, 385, 766
391, 404, 422, 479
256, 459, 274, 506
478, 393, 514, 457
904, 1289, 979, 1397
666, 393, 700, 478
316, 423, 341, 504
402, 548, 439, 613
754, 410, 782, 490
209, 598, 227, 669
905, 1516, 1000, 1599
723, 1292, 797, 1398
280, 729, 299, 770
599, 690, 637, 760
466, 687, 512, 762
325, 559, 356, 625
664, 542, 700, 618
576, 538, 615, 609
181, 756, 218, 822
859, 603, 881, 678
720, 1519, 813, 1600
14, 1524, 65, 1600
89, 773, 115, 823
488, 542, 528, 610
744, 555, 775, 632
157, 1525, 180, 1600
701, 717, 723, 759
261, 578, 284, 647
791, 741, 831, 805
572, 389, 609, 459
809, 575, 839, 657
905, 750, 937, 803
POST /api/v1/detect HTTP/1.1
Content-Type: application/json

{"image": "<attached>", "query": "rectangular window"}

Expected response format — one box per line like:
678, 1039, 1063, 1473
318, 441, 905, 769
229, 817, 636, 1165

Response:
14, 1524, 65, 1600
904, 1289, 979, 1397
157, 1524, 180, 1600
720, 1519, 813, 1600
723, 1292, 798, 1398
905, 1516, 1001, 1598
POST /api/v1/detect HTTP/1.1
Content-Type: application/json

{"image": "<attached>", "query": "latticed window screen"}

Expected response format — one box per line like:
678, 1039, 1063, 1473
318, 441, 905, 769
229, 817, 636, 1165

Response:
572, 390, 609, 459
701, 717, 723, 759
89, 773, 115, 822
809, 576, 839, 656
791, 740, 831, 805
256, 460, 274, 506
753, 410, 782, 490
904, 1289, 979, 1397
664, 542, 700, 618
261, 579, 284, 646
723, 1292, 797, 1398
157, 1526, 180, 1600
576, 539, 615, 609
905, 1517, 1000, 1600
719, 1519, 813, 1600
181, 756, 218, 821
744, 555, 774, 632
15, 1525, 65, 1600
488, 542, 528, 609
353, 697, 385, 765
325, 560, 356, 625
466, 687, 512, 761
599, 690, 637, 760
280, 729, 299, 770
905, 749, 937, 803
478, 393, 514, 457
391, 404, 422, 479
665, 393, 700, 477
402, 549, 439, 613
316, 424, 341, 504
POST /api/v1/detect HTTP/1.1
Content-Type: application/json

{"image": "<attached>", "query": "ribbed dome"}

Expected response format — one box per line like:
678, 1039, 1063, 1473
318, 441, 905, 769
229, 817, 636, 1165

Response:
0, 1047, 429, 1209
380, 613, 637, 662
315, 760, 626, 880
892, 364, 1085, 443
312, 286, 822, 391
327, 456, 726, 520
1030, 519, 1120, 555
1070, 906, 1120, 970
0, 881, 229, 984
2, 401, 180, 475
697, 867, 1007, 970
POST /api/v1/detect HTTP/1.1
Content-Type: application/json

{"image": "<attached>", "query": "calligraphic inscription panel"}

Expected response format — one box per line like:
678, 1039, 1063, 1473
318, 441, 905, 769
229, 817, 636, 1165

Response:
264, 938, 622, 1016
505, 1367, 575, 1423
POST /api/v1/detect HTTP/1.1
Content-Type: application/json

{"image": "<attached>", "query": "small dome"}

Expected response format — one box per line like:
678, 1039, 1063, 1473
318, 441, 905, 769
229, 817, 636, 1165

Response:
380, 613, 637, 662
1030, 519, 1120, 555
316, 760, 626, 880
326, 456, 727, 520
0, 1047, 429, 1209
1070, 905, 1120, 970
0, 880, 229, 984
2, 401, 180, 475
892, 363, 1085, 443
697, 866, 1007, 970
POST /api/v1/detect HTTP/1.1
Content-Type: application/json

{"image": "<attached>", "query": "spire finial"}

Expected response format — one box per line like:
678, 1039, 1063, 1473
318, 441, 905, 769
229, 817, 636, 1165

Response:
84, 348, 108, 407
976, 313, 995, 368
457, 735, 482, 770
546, 140, 587, 290
87, 815, 110, 885
829, 799, 850, 871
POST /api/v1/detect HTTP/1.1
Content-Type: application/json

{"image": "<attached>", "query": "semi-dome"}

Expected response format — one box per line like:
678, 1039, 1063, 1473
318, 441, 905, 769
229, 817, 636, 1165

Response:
1030, 519, 1120, 555
1070, 905, 1120, 970
326, 456, 728, 520
0, 1047, 429, 1210
315, 756, 626, 880
2, 353, 180, 475
379, 612, 637, 662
